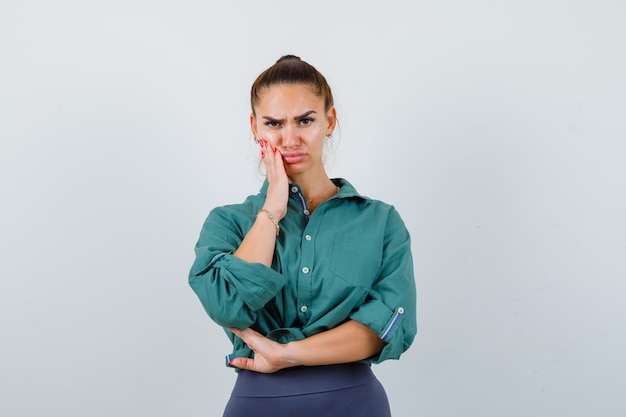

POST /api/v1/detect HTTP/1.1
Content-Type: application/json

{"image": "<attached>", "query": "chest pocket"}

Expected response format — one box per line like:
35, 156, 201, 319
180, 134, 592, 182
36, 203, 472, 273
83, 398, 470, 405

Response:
328, 235, 381, 287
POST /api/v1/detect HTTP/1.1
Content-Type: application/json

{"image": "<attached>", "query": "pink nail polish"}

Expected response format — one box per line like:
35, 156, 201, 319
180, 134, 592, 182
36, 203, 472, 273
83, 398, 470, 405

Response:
273, 147, 278, 154
261, 150, 265, 159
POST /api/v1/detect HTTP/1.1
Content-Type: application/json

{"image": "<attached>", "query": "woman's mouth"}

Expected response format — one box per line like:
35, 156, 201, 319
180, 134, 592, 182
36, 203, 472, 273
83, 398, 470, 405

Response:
281, 152, 306, 164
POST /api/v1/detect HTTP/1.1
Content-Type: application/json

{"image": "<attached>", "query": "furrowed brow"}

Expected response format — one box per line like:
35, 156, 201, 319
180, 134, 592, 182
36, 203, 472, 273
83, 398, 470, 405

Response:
294, 110, 316, 120
262, 116, 285, 123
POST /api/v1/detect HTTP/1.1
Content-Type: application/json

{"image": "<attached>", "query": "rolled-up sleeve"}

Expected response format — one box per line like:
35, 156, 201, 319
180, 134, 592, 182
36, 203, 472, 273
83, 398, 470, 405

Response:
349, 207, 417, 363
188, 207, 286, 329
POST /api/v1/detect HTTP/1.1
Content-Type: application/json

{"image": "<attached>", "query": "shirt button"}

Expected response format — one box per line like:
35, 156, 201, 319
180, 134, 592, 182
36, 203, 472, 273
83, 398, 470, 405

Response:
291, 186, 298, 193
302, 267, 310, 274
300, 305, 308, 313
305, 235, 312, 241
398, 307, 405, 314
303, 209, 310, 215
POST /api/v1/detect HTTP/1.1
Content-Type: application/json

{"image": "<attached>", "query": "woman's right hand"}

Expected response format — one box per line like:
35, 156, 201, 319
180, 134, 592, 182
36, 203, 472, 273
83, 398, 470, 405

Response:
259, 139, 289, 220
233, 139, 286, 264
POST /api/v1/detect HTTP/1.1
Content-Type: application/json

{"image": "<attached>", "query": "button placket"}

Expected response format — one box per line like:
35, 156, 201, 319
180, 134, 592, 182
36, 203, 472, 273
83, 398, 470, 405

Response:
296, 191, 319, 323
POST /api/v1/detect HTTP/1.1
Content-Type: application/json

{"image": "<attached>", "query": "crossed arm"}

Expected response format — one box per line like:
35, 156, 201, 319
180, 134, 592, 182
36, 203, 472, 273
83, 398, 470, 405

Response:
229, 320, 385, 373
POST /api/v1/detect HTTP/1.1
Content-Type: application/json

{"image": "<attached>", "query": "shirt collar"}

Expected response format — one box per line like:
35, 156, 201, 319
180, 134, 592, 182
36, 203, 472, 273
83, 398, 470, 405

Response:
259, 178, 367, 201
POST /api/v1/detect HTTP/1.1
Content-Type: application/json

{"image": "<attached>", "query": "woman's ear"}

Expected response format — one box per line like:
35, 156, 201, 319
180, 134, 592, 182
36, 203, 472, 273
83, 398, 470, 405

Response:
250, 113, 258, 137
326, 106, 337, 136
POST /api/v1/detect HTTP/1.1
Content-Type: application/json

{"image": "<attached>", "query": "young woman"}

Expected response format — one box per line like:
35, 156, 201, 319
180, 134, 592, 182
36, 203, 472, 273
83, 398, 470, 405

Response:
189, 55, 417, 417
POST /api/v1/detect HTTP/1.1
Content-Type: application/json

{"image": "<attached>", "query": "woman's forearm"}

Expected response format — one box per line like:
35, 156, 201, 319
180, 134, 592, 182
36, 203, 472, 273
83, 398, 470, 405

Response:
233, 212, 278, 266
283, 320, 386, 367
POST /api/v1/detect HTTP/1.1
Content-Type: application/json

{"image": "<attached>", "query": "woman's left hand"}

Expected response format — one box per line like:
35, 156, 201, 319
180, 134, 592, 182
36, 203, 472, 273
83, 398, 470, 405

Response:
228, 328, 290, 373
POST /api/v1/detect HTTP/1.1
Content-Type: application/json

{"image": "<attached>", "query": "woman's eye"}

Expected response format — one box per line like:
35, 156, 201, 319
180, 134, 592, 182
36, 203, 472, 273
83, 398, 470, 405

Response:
300, 118, 313, 125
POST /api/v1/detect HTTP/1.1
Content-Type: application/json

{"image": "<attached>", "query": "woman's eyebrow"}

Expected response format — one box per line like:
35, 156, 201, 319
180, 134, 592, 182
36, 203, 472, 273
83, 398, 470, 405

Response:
262, 115, 284, 123
294, 110, 316, 120
262, 110, 317, 123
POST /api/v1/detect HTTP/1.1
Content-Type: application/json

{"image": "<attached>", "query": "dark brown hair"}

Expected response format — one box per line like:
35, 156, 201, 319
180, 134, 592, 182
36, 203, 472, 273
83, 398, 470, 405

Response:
250, 55, 334, 115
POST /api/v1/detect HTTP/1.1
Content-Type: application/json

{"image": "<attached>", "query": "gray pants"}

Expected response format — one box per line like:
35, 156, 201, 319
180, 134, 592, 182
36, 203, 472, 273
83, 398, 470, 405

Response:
223, 363, 392, 417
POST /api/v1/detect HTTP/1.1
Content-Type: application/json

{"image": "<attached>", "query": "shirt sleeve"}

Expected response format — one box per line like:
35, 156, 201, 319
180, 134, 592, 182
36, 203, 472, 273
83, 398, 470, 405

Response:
188, 207, 286, 329
348, 207, 417, 363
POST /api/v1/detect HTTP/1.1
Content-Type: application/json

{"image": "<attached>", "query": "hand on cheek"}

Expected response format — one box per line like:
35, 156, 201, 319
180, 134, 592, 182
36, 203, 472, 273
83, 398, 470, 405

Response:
258, 139, 289, 221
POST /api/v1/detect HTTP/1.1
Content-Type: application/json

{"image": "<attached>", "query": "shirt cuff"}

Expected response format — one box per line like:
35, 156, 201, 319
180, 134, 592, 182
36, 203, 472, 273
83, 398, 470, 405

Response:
214, 254, 286, 311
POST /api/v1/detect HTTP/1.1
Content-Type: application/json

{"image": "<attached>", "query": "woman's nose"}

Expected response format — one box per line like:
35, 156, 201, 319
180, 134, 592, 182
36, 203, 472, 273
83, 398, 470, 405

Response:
281, 125, 299, 147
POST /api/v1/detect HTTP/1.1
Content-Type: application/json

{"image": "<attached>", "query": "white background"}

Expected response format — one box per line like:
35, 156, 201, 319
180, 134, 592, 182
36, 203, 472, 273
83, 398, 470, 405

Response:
1, 1, 625, 416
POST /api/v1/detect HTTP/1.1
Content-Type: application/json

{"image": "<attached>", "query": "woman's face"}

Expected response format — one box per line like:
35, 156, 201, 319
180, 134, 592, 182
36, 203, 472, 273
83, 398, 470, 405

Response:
250, 83, 336, 178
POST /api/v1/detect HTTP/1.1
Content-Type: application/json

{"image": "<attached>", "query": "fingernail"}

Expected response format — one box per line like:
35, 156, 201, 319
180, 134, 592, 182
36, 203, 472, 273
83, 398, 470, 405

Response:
260, 139, 267, 148
261, 150, 265, 159
273, 147, 278, 154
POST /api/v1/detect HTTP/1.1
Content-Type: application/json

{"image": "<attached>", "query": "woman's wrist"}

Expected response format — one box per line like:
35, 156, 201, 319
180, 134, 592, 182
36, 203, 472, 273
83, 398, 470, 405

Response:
281, 341, 302, 368
264, 204, 286, 221
257, 208, 280, 236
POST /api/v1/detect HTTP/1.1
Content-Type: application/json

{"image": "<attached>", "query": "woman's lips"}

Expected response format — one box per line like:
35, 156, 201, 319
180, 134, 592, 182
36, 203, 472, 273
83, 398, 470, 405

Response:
281, 152, 306, 164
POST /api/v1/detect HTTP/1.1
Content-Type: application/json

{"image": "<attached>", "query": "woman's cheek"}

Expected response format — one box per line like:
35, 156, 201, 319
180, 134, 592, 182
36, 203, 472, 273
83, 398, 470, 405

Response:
263, 134, 280, 148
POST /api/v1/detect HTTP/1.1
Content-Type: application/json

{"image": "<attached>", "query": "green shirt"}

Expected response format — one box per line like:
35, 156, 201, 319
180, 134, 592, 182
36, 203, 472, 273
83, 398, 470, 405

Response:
189, 178, 417, 367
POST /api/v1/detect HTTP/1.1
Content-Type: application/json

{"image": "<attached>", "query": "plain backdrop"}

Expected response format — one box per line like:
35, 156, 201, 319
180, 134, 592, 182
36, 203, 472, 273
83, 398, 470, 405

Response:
1, 1, 625, 416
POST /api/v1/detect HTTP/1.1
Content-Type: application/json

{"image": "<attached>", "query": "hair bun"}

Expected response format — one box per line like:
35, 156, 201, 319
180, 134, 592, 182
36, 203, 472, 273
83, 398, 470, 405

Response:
277, 54, 301, 62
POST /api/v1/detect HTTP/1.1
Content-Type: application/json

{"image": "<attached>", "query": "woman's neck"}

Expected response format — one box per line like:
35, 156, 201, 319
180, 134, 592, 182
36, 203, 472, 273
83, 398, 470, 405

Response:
289, 171, 337, 212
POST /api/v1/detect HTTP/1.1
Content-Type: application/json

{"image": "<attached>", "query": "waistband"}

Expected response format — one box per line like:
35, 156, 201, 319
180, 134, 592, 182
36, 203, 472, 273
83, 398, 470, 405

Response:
230, 363, 377, 397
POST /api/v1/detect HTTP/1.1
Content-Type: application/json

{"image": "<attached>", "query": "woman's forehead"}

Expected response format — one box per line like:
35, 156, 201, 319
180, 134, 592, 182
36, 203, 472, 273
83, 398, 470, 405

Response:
255, 84, 324, 109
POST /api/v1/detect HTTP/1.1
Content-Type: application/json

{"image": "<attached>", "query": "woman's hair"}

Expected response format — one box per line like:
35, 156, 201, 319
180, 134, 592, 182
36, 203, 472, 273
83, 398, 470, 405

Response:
250, 55, 334, 115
